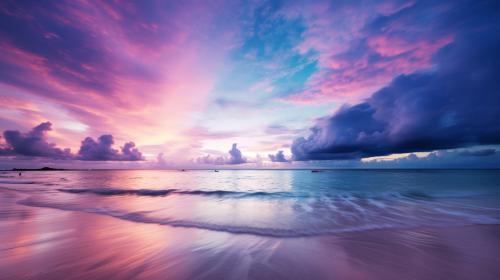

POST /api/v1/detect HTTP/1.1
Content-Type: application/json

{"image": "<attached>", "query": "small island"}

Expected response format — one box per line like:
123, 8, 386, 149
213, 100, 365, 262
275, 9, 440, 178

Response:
11, 167, 67, 171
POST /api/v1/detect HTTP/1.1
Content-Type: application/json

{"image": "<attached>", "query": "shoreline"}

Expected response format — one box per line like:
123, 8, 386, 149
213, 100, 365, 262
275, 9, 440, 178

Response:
2, 204, 500, 279
15, 195, 500, 238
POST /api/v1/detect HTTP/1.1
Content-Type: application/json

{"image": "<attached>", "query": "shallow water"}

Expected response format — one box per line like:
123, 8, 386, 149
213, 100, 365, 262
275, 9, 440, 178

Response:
1, 169, 500, 279
4, 169, 500, 237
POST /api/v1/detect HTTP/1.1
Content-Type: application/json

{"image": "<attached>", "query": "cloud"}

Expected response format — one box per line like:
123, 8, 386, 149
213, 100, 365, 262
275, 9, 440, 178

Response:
214, 98, 262, 109
265, 124, 304, 135
156, 153, 166, 164
185, 126, 239, 140
0, 122, 143, 161
0, 122, 72, 158
268, 150, 289, 162
0, 0, 236, 153
228, 143, 247, 164
121, 142, 144, 161
292, 3, 500, 160
77, 135, 144, 161
365, 149, 500, 169
195, 143, 247, 165
281, 0, 454, 103
458, 149, 496, 157
195, 154, 226, 165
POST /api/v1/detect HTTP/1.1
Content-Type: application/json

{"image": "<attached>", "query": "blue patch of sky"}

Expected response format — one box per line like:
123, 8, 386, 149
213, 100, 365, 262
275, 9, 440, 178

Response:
211, 0, 316, 102
193, 0, 332, 140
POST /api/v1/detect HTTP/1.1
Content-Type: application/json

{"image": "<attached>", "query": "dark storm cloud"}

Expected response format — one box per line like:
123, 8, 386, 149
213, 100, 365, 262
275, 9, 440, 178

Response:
77, 135, 144, 161
268, 150, 289, 162
292, 1, 500, 160
0, 122, 72, 158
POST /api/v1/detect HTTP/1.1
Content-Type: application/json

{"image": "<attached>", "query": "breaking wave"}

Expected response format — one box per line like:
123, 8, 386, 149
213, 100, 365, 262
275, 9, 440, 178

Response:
17, 196, 500, 238
13, 198, 413, 237
57, 188, 293, 198
0, 180, 37, 184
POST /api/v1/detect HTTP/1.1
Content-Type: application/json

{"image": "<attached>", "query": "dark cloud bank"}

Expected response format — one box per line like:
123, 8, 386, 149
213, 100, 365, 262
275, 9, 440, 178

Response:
292, 1, 500, 161
0, 122, 144, 161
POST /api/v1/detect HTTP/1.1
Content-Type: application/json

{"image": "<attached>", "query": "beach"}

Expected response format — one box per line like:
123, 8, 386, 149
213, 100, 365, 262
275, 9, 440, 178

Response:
2, 0, 500, 278
1, 169, 500, 279
2, 208, 500, 279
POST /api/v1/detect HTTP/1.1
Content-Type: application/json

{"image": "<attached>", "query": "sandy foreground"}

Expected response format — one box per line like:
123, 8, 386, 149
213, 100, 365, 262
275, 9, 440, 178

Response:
1, 202, 500, 280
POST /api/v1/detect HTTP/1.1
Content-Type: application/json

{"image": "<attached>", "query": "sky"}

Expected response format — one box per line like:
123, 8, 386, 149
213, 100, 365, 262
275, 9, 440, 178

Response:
0, 0, 499, 169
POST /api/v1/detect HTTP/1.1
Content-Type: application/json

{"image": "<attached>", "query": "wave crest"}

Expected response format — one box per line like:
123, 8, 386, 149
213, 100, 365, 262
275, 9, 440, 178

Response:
15, 198, 407, 238
57, 188, 292, 198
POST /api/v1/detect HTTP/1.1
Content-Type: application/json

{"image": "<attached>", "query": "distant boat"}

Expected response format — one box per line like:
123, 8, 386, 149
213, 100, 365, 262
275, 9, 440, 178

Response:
311, 169, 324, 173
181, 169, 186, 172
214, 170, 219, 172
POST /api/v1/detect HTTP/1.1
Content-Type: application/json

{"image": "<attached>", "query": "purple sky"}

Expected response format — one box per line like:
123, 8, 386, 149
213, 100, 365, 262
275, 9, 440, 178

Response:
0, 0, 499, 169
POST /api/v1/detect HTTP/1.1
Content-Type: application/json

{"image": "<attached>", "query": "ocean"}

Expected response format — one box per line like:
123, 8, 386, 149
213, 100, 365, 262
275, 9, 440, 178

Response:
1, 169, 500, 279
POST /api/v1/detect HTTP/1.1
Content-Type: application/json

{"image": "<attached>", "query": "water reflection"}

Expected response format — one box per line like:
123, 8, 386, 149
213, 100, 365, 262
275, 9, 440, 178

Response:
1, 170, 500, 279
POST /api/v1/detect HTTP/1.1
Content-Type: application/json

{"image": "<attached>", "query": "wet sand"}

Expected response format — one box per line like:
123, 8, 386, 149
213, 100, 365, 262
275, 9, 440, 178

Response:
2, 204, 500, 280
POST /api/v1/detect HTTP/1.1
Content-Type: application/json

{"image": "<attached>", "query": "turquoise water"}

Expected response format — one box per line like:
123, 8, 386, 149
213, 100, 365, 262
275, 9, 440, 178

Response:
2, 169, 500, 237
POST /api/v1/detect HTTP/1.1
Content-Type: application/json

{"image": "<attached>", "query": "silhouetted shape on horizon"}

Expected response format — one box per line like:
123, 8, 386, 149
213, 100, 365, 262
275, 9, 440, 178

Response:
12, 167, 66, 171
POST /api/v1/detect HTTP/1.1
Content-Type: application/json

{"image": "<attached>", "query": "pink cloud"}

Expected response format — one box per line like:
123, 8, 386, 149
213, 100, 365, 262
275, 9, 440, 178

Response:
0, 1, 240, 161
280, 0, 456, 104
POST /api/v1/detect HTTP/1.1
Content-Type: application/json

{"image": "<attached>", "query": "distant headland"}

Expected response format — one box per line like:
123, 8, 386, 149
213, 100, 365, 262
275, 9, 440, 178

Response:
11, 167, 67, 171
